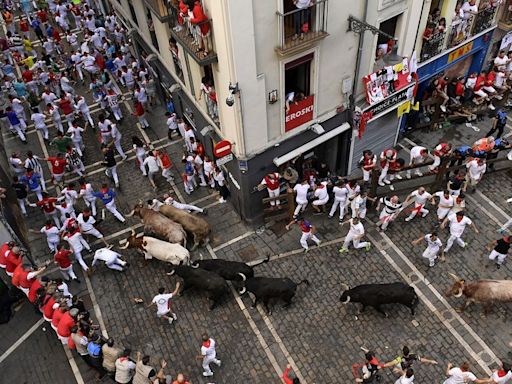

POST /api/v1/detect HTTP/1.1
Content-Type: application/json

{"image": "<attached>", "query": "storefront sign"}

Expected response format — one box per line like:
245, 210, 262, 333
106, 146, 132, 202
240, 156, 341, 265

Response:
363, 84, 414, 119
216, 153, 233, 166
285, 95, 315, 132
447, 41, 474, 63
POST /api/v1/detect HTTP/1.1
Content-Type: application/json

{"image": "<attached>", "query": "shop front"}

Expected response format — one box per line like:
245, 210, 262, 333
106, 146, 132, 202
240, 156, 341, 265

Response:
416, 29, 496, 98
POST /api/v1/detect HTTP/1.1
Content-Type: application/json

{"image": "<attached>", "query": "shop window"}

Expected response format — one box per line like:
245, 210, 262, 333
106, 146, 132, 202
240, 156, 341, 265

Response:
284, 53, 315, 132
199, 64, 219, 124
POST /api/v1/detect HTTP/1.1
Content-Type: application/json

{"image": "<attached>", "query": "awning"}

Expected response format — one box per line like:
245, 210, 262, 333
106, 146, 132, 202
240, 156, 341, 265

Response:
273, 122, 351, 166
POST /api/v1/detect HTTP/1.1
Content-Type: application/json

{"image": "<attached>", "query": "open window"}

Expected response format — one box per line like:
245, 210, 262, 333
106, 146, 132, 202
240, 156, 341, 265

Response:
199, 64, 219, 124
375, 15, 399, 63
284, 53, 315, 132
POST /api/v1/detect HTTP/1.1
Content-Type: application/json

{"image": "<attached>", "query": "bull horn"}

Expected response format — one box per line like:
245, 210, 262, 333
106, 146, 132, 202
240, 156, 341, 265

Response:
191, 262, 199, 269
239, 287, 246, 295
119, 241, 130, 250
454, 288, 463, 298
199, 253, 204, 261
341, 295, 351, 304
340, 283, 350, 291
166, 269, 176, 276
238, 273, 247, 281
126, 210, 135, 217
448, 273, 460, 282
131, 228, 136, 236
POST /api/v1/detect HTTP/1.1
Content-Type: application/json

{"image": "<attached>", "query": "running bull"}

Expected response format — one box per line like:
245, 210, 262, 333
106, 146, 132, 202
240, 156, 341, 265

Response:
339, 282, 419, 317
156, 204, 211, 250
238, 274, 309, 314
191, 254, 270, 281
166, 265, 228, 310
126, 203, 187, 246
445, 273, 512, 314
119, 230, 190, 265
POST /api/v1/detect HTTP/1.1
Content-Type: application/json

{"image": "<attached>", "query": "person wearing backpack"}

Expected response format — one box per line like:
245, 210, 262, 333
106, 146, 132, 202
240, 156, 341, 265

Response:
487, 109, 507, 139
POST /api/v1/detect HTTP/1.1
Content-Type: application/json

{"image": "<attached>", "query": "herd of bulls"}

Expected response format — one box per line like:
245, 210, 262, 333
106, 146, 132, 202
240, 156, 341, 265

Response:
119, 203, 512, 316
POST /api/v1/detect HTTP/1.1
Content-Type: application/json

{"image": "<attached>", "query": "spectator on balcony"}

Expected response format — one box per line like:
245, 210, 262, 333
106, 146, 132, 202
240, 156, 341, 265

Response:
174, 0, 190, 33
285, 91, 305, 114
293, 0, 314, 41
422, 23, 435, 44
461, 0, 478, 20
190, 0, 211, 58
428, 8, 441, 24
494, 50, 509, 72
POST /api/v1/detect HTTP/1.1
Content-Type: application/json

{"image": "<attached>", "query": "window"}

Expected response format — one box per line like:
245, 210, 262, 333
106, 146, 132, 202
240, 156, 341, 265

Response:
375, 15, 399, 62
284, 53, 315, 132
199, 64, 219, 124
146, 9, 159, 51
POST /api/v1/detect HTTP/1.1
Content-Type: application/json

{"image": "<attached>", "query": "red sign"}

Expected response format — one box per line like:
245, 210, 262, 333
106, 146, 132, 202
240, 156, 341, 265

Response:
285, 95, 315, 132
213, 140, 232, 158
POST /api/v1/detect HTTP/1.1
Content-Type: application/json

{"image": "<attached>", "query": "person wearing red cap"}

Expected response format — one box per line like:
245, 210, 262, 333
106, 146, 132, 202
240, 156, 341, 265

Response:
4, 246, 23, 277
198, 333, 221, 377
487, 236, 510, 269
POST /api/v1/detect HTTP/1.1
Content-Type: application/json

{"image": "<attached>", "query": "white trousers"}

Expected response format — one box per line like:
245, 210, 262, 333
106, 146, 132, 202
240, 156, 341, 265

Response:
111, 105, 123, 121
294, 201, 308, 217
489, 250, 507, 265
300, 231, 320, 250
106, 257, 126, 271
437, 207, 451, 221
179, 203, 203, 213
114, 139, 126, 159
444, 234, 465, 252
138, 115, 149, 128
343, 233, 368, 249
47, 238, 60, 253
74, 249, 89, 271
106, 199, 125, 222
53, 117, 64, 134
362, 169, 372, 182
268, 188, 280, 206
72, 139, 83, 157
82, 110, 94, 126
36, 124, 49, 140
84, 197, 97, 216
422, 247, 439, 266
106, 166, 119, 186
18, 198, 28, 215
11, 123, 26, 141
406, 204, 428, 220
162, 168, 174, 183
329, 199, 347, 219
136, 154, 147, 175
203, 355, 221, 375
60, 265, 77, 281
378, 165, 389, 184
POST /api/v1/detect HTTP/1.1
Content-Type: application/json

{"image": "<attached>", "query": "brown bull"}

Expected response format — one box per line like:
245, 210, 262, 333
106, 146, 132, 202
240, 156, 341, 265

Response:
126, 204, 187, 247
445, 273, 512, 314
158, 204, 210, 250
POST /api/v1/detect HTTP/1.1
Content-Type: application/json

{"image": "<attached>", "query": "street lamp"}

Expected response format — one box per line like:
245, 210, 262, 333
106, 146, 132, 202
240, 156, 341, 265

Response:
383, 44, 403, 66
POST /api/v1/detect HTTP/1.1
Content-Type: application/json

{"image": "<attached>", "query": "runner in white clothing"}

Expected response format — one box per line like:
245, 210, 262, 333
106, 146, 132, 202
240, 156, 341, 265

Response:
412, 232, 444, 267
292, 180, 310, 218
79, 179, 98, 217
312, 181, 329, 213
34, 220, 60, 253
143, 152, 160, 190
148, 284, 181, 325
199, 334, 221, 377
404, 187, 434, 222
75, 96, 94, 127
406, 146, 429, 179
466, 158, 486, 192
31, 110, 49, 140
163, 194, 205, 214
67, 121, 86, 157
432, 190, 455, 222
441, 211, 479, 253
328, 181, 349, 221
92, 247, 128, 272
110, 124, 127, 160
63, 228, 92, 271
339, 217, 371, 254
77, 209, 109, 247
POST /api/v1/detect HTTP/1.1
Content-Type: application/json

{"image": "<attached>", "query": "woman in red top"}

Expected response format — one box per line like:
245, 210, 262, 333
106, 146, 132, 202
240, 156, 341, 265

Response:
190, 0, 210, 56
28, 279, 44, 304
41, 292, 58, 322
4, 246, 23, 277
51, 303, 67, 332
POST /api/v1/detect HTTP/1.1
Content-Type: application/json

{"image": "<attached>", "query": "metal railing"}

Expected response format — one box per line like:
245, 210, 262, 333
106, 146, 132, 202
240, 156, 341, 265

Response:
420, 31, 446, 62
168, 4, 217, 65
276, 0, 328, 53
447, 15, 475, 48
143, 0, 170, 21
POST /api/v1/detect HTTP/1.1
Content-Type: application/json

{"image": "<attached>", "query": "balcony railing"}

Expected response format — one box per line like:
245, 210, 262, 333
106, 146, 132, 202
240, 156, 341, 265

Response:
143, 0, 171, 22
168, 4, 218, 66
447, 15, 474, 48
276, 0, 328, 56
420, 31, 446, 62
472, 6, 498, 34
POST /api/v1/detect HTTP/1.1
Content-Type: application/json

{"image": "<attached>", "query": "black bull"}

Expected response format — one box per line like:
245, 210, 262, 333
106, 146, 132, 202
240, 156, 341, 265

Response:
191, 255, 270, 281
340, 283, 419, 317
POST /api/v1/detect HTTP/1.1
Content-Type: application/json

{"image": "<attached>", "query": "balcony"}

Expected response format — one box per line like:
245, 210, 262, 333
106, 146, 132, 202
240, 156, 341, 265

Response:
143, 0, 171, 23
276, 0, 329, 56
498, 0, 512, 31
472, 6, 498, 34
168, 4, 218, 66
420, 31, 446, 62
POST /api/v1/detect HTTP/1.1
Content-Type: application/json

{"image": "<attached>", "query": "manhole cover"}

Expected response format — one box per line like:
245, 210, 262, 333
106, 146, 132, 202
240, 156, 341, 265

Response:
409, 273, 420, 283
237, 244, 260, 262
479, 352, 492, 363
442, 309, 453, 321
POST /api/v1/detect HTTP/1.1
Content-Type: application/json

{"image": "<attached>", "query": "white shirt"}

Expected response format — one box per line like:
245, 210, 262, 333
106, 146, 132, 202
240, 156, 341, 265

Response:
121, 70, 134, 84
98, 119, 114, 132
495, 71, 506, 87
143, 156, 160, 173
466, 160, 486, 180
295, 0, 312, 8
434, 191, 454, 209
41, 92, 57, 105
92, 248, 120, 266
351, 195, 366, 213
31, 113, 46, 128
443, 367, 477, 384
185, 129, 195, 142
314, 184, 328, 201
425, 234, 442, 252
64, 231, 85, 252
41, 225, 60, 243
409, 190, 432, 205
166, 115, 177, 130
333, 186, 348, 201
494, 56, 509, 70
461, 2, 477, 19
395, 374, 414, 384
447, 213, 473, 237
213, 170, 225, 186
293, 184, 310, 204
152, 293, 173, 315
80, 183, 95, 200
67, 126, 84, 141
410, 146, 427, 161
201, 338, 216, 357
76, 98, 89, 113
491, 370, 512, 384
77, 213, 96, 232
348, 219, 365, 236
135, 88, 147, 103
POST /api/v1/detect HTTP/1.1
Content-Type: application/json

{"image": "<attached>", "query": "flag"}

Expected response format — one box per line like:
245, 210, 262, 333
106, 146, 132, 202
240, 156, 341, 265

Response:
409, 50, 418, 74
411, 102, 420, 111
397, 101, 411, 117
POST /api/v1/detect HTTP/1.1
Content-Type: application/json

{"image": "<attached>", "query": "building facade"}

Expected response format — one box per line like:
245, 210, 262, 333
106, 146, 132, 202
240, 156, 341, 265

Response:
106, 0, 433, 222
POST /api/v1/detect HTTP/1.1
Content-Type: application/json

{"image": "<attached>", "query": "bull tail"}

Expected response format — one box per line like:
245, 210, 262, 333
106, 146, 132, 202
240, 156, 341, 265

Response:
298, 279, 310, 287
411, 289, 419, 308
252, 253, 271, 267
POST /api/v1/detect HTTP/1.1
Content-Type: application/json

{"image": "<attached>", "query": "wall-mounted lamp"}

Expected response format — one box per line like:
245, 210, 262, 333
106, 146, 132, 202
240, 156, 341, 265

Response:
268, 90, 278, 104
226, 82, 240, 107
